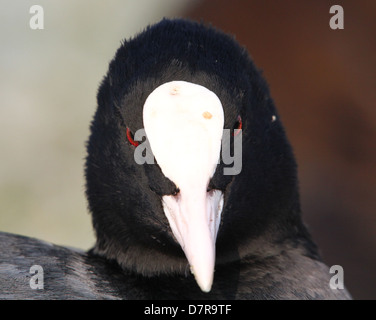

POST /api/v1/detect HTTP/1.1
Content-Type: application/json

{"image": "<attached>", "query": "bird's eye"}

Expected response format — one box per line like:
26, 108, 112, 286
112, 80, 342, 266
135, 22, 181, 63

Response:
232, 115, 242, 136
126, 127, 140, 147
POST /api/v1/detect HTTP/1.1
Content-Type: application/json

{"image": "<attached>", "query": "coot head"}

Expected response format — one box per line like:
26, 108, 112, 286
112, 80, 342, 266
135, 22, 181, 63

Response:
85, 18, 308, 292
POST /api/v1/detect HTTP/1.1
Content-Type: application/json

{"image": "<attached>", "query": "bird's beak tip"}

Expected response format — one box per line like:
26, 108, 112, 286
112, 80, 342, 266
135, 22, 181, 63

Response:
196, 275, 213, 293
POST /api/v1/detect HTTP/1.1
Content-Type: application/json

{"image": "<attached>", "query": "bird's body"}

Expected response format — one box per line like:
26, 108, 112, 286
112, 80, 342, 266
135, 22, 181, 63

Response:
0, 19, 351, 299
0, 231, 350, 299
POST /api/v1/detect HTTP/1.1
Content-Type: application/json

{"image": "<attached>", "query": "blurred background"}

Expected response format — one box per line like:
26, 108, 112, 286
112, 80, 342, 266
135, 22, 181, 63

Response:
0, 0, 374, 299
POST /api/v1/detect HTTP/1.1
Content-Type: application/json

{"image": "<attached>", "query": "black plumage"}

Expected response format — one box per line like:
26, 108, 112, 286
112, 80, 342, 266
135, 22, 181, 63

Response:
0, 19, 351, 299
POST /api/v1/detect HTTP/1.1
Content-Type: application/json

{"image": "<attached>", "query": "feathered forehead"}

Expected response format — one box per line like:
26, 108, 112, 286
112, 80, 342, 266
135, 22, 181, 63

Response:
110, 19, 251, 86
102, 19, 253, 130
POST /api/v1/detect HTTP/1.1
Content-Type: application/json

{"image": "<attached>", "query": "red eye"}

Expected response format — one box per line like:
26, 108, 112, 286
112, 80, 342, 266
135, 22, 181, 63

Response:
233, 115, 242, 136
126, 127, 139, 147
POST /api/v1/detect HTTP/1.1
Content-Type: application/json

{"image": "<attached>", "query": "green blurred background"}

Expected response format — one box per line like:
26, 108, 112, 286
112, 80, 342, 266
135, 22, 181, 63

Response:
1, 0, 375, 299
